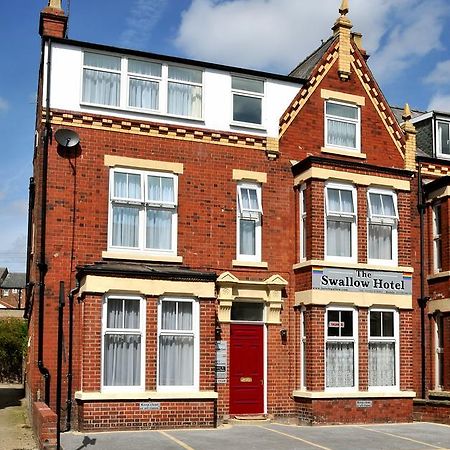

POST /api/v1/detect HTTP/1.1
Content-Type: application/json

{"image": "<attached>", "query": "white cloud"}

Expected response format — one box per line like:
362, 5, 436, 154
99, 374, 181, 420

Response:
120, 0, 169, 49
424, 60, 450, 85
174, 0, 450, 82
428, 93, 450, 111
0, 97, 9, 112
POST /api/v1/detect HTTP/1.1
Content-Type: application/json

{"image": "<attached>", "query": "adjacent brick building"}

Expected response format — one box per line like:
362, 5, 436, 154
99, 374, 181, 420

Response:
25, 1, 449, 446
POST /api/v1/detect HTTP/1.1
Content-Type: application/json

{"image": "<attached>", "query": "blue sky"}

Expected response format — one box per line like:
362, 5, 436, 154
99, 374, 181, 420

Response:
0, 0, 449, 272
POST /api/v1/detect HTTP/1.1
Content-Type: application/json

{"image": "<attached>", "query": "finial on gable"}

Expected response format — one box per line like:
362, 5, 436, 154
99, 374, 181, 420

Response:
402, 103, 412, 122
339, 0, 349, 16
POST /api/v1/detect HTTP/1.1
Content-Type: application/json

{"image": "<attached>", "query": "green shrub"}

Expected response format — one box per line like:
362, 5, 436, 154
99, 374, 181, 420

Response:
0, 317, 27, 383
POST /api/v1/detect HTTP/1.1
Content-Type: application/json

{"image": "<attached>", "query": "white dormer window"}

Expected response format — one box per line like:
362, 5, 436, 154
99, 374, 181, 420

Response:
232, 76, 264, 126
437, 121, 450, 157
237, 183, 262, 261
325, 183, 357, 261
325, 100, 360, 151
367, 189, 398, 265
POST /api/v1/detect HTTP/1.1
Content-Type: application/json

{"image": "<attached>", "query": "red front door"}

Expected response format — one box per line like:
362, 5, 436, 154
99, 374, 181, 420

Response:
229, 324, 264, 415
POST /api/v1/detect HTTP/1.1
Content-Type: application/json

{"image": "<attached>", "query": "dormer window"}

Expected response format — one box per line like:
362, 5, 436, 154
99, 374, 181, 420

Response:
437, 121, 450, 157
325, 100, 360, 151
232, 76, 264, 126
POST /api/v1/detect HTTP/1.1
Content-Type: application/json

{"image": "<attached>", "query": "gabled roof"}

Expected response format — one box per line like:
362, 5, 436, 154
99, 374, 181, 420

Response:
289, 36, 336, 79
1, 273, 26, 289
0, 267, 7, 281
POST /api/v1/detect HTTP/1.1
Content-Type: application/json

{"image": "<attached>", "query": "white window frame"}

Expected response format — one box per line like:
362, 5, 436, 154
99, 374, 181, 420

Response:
433, 203, 443, 273
325, 100, 361, 151
299, 184, 307, 262
101, 294, 146, 392
325, 306, 358, 392
324, 182, 357, 263
236, 182, 263, 262
81, 51, 203, 120
434, 313, 444, 391
368, 308, 399, 392
436, 120, 450, 158
126, 57, 162, 112
108, 167, 178, 256
157, 297, 199, 392
231, 75, 265, 128
367, 188, 399, 266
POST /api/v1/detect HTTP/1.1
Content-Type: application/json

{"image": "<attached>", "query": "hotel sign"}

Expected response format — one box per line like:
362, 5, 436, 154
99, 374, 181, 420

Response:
312, 267, 412, 295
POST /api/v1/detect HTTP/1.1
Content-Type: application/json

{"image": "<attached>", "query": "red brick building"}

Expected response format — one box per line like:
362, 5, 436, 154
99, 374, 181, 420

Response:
26, 1, 448, 447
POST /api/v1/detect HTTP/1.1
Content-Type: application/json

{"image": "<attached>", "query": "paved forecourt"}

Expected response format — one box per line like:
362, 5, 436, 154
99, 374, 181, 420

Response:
61, 422, 450, 450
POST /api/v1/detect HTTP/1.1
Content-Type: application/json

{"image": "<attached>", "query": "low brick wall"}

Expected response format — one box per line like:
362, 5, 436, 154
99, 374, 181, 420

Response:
413, 399, 450, 425
33, 402, 57, 450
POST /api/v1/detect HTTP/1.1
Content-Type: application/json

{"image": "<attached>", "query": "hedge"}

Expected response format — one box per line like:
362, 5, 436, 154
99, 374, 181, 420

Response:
0, 317, 27, 383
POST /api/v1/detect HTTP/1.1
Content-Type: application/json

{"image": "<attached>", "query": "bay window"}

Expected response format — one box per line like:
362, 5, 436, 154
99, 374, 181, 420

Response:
109, 168, 177, 254
237, 182, 263, 261
325, 183, 356, 261
299, 184, 307, 261
102, 295, 145, 390
367, 189, 398, 265
326, 307, 357, 389
325, 100, 360, 150
368, 309, 398, 389
232, 76, 264, 125
158, 298, 199, 390
437, 121, 450, 157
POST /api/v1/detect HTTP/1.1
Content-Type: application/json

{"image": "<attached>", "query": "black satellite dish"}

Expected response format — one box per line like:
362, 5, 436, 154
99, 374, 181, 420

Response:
54, 128, 80, 148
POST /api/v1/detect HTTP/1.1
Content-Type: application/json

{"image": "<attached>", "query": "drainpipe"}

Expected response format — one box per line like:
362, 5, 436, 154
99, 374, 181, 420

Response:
56, 281, 65, 450
65, 282, 79, 432
37, 37, 53, 406
417, 162, 429, 399
25, 177, 35, 316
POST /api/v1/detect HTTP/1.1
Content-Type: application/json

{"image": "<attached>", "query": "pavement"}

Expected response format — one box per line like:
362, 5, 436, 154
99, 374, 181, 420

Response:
61, 422, 450, 450
0, 384, 38, 450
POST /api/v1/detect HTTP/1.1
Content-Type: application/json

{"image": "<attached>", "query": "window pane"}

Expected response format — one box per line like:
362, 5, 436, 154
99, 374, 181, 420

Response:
327, 310, 340, 337
240, 219, 256, 255
326, 342, 354, 388
233, 94, 262, 124
178, 302, 193, 330
382, 312, 394, 337
326, 102, 358, 119
327, 119, 357, 148
146, 209, 172, 250
439, 122, 450, 154
369, 224, 392, 260
128, 59, 161, 77
232, 76, 264, 93
161, 301, 177, 330
369, 342, 395, 386
341, 310, 353, 337
112, 206, 139, 247
107, 299, 123, 328
148, 175, 175, 203
370, 311, 382, 337
82, 69, 120, 106
327, 189, 341, 212
161, 177, 175, 203
369, 193, 383, 215
340, 190, 354, 213
84, 52, 121, 70
159, 335, 194, 386
104, 334, 141, 386
327, 220, 351, 257
129, 78, 159, 109
231, 302, 264, 321
114, 172, 141, 199
124, 300, 140, 329
169, 66, 202, 83
381, 194, 395, 216
168, 82, 202, 118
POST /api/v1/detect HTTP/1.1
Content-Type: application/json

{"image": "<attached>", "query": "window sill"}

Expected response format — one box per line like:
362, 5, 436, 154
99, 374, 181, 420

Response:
232, 260, 268, 269
102, 251, 183, 264
292, 390, 416, 399
427, 270, 450, 281
230, 122, 267, 133
321, 147, 366, 159
75, 390, 218, 401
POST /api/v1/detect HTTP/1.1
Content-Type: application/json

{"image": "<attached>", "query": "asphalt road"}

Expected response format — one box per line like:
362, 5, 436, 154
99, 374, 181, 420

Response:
61, 422, 450, 450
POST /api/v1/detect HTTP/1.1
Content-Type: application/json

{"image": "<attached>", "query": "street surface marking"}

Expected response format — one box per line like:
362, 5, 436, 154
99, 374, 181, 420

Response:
260, 425, 332, 450
159, 431, 196, 450
357, 425, 449, 449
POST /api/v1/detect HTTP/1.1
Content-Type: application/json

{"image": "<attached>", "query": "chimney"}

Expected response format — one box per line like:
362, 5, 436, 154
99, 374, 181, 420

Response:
39, 0, 68, 39
401, 104, 417, 171
332, 0, 353, 81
